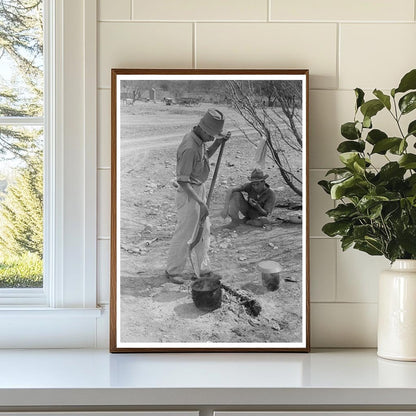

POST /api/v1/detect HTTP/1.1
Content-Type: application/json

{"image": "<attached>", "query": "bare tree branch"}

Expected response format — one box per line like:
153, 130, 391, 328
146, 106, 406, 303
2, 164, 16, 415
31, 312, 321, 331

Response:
226, 80, 303, 196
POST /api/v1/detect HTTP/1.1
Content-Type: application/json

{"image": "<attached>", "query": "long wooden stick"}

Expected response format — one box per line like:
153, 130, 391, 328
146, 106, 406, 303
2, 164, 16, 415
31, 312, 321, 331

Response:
206, 140, 226, 208
188, 138, 227, 275
191, 138, 227, 248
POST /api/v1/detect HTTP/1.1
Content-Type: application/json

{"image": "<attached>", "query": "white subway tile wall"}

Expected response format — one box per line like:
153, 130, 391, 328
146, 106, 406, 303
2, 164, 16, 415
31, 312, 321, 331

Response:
311, 303, 378, 347
97, 0, 416, 347
310, 239, 336, 302
196, 23, 337, 89
336, 246, 390, 303
309, 90, 354, 169
99, 0, 131, 21
132, 0, 269, 21
340, 24, 416, 90
98, 22, 193, 88
270, 0, 414, 22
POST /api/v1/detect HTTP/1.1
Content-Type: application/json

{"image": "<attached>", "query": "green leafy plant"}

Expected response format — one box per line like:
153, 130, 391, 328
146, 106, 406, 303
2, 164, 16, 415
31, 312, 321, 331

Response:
319, 69, 416, 262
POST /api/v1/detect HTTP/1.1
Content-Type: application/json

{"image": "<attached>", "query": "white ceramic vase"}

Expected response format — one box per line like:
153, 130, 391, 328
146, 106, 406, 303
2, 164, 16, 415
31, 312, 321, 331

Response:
378, 259, 416, 361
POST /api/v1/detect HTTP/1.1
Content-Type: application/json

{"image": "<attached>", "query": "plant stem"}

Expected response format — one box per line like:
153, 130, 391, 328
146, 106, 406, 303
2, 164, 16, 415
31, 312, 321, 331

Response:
390, 97, 406, 139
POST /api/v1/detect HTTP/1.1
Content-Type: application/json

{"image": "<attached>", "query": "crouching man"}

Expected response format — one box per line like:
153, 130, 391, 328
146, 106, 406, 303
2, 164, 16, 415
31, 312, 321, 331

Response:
221, 168, 277, 228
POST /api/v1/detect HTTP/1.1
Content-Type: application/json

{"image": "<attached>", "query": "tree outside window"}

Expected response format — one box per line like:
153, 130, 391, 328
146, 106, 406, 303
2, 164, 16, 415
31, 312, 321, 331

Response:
0, 0, 44, 288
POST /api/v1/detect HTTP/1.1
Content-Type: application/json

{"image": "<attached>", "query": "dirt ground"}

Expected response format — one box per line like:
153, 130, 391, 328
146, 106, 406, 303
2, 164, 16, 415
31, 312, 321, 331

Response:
118, 101, 304, 345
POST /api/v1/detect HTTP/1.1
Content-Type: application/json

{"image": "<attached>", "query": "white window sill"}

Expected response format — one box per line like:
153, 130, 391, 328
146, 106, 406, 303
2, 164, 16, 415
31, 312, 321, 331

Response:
0, 307, 105, 348
0, 307, 102, 316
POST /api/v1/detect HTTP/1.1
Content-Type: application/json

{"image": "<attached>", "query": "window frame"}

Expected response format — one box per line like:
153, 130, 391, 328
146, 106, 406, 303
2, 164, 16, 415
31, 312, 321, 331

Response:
0, 1, 49, 305
0, 0, 100, 348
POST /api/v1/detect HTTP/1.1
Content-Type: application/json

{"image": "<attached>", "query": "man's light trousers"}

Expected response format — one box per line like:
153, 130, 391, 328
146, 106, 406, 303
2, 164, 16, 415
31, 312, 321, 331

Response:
166, 183, 211, 276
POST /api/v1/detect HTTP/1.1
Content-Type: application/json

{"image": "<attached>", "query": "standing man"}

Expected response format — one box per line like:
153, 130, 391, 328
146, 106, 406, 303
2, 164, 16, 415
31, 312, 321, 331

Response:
166, 109, 229, 284
221, 168, 277, 228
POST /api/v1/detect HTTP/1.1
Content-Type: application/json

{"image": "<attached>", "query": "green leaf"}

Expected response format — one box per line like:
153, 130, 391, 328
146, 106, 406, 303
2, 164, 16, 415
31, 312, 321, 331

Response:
405, 174, 416, 196
391, 88, 396, 97
360, 99, 384, 119
400, 198, 410, 210
341, 235, 355, 251
357, 195, 389, 212
399, 92, 416, 115
353, 158, 366, 174
410, 206, 416, 221
396, 69, 416, 94
322, 221, 351, 237
352, 224, 373, 240
384, 203, 400, 222
386, 180, 408, 196
318, 180, 331, 194
366, 129, 388, 145
369, 203, 383, 220
407, 120, 416, 138
337, 140, 365, 153
365, 236, 384, 251
383, 190, 402, 201
330, 175, 370, 200
363, 116, 372, 129
354, 241, 383, 256
371, 137, 402, 154
407, 196, 416, 207
389, 139, 408, 155
326, 203, 357, 220
329, 182, 347, 200
399, 154, 416, 169
374, 184, 388, 194
406, 174, 416, 187
341, 122, 360, 140
330, 175, 357, 199
398, 227, 416, 255
355, 88, 365, 110
339, 152, 360, 167
373, 89, 391, 110
329, 175, 354, 185
325, 167, 351, 176
377, 162, 406, 182
386, 240, 402, 262
365, 171, 376, 181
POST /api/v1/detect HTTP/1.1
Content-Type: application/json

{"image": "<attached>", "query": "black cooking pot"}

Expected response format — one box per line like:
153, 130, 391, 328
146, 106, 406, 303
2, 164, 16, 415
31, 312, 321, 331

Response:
191, 278, 222, 312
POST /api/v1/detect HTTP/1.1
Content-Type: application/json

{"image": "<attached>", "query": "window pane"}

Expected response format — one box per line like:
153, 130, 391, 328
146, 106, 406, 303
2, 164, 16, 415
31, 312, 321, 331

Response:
0, 126, 43, 288
0, 0, 44, 117
0, 0, 44, 290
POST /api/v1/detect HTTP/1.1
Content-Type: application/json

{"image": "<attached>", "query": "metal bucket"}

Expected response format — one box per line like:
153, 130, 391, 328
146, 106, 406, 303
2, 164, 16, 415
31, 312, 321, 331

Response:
258, 260, 282, 292
191, 278, 222, 312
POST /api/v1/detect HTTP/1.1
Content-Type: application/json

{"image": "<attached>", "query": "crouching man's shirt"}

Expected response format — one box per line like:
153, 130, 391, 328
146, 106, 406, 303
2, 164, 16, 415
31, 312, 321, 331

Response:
241, 182, 277, 215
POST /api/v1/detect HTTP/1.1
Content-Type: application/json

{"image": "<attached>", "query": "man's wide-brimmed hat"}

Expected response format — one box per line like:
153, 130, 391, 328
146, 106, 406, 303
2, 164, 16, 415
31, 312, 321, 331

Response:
248, 168, 269, 182
198, 109, 224, 136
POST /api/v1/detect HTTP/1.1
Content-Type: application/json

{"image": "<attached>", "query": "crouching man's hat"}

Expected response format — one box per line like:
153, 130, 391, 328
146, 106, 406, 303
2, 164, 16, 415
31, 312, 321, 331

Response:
198, 109, 224, 136
248, 168, 269, 182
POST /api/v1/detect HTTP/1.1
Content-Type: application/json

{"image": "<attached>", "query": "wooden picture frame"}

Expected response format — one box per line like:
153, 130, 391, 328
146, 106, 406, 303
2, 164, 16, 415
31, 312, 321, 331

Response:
110, 69, 310, 352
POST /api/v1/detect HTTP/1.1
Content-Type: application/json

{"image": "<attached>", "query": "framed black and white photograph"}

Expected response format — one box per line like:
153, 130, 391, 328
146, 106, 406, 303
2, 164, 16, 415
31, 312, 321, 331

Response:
110, 69, 310, 352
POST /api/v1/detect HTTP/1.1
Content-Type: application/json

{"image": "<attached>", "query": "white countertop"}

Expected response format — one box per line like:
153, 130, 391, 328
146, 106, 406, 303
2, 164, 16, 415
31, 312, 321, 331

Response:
0, 349, 416, 407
